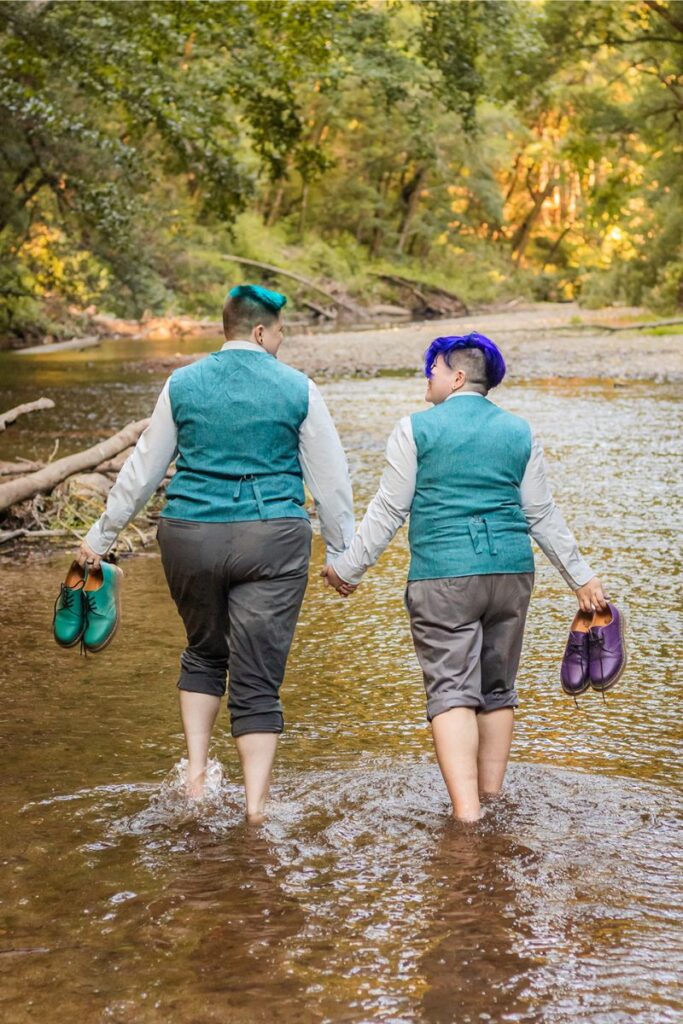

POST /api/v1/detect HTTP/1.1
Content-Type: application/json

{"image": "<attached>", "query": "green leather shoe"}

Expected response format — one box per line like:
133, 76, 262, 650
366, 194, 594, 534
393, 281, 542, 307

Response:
53, 561, 87, 648
82, 562, 123, 652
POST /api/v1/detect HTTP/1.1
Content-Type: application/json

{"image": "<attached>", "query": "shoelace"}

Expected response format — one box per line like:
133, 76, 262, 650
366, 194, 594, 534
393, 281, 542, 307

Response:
52, 579, 85, 626
568, 637, 587, 654
79, 591, 100, 657
588, 633, 609, 703
566, 637, 589, 710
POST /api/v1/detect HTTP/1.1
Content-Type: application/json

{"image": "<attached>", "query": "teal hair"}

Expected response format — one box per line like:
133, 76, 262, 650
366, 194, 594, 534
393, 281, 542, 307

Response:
227, 283, 287, 314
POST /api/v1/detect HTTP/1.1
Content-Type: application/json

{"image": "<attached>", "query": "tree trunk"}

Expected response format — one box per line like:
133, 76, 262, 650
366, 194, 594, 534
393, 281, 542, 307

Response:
511, 179, 556, 264
397, 167, 427, 254
265, 180, 284, 227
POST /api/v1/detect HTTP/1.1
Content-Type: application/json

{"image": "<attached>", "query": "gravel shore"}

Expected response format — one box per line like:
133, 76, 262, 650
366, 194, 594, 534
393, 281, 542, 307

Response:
281, 303, 683, 382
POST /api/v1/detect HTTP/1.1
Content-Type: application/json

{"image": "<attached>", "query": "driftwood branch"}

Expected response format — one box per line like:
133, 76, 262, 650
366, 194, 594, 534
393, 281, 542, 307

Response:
0, 397, 55, 431
0, 529, 27, 545
17, 336, 100, 356
553, 317, 683, 333
0, 460, 44, 476
221, 254, 362, 315
0, 419, 149, 513
0, 528, 84, 546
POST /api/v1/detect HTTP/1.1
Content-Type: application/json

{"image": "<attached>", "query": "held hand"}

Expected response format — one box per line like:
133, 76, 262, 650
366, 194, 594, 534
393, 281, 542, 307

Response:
320, 565, 357, 598
575, 576, 608, 614
77, 540, 102, 571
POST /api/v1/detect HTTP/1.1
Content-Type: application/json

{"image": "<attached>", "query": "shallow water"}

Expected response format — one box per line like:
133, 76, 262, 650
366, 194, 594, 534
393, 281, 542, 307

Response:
0, 341, 681, 1022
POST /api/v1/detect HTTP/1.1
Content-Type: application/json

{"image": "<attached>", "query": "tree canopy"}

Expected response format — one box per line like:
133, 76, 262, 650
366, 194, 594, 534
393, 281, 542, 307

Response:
1, 0, 681, 338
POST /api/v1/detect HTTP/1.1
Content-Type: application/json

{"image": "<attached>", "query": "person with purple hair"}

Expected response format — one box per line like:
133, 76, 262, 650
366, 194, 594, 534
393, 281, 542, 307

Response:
323, 331, 607, 822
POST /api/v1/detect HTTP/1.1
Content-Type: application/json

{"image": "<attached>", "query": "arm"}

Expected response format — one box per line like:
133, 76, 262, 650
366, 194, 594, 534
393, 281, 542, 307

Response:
80, 379, 178, 561
331, 416, 417, 587
298, 380, 355, 561
521, 433, 607, 611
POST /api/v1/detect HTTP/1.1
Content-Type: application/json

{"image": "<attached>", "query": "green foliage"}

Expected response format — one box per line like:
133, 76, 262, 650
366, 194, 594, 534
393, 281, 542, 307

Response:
0, 0, 681, 341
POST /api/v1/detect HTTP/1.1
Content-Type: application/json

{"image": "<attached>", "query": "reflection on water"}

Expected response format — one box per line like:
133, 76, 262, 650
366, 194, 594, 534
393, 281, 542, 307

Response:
0, 349, 681, 1021
5, 757, 682, 1023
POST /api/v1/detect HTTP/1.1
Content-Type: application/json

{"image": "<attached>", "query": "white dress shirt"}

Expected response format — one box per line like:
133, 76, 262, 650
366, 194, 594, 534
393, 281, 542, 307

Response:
85, 341, 355, 559
333, 392, 594, 590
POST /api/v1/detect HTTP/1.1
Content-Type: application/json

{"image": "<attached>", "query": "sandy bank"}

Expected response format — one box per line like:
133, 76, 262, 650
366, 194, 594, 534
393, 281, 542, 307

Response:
280, 303, 682, 382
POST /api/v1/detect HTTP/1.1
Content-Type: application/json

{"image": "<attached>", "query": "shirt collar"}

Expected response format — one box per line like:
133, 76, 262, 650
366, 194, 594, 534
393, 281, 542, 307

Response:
445, 391, 488, 401
220, 340, 264, 352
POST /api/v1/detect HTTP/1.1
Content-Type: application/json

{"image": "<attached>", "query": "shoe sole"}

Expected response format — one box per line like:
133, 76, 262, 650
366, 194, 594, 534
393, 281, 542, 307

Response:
84, 565, 123, 653
590, 607, 628, 693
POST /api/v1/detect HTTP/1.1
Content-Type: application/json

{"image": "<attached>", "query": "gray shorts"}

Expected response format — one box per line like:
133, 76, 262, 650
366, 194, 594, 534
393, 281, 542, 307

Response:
157, 517, 311, 737
405, 573, 534, 719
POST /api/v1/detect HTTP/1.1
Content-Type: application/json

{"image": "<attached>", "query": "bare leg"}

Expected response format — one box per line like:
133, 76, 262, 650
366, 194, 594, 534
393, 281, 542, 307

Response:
431, 708, 481, 822
179, 690, 221, 798
477, 708, 514, 797
235, 732, 278, 822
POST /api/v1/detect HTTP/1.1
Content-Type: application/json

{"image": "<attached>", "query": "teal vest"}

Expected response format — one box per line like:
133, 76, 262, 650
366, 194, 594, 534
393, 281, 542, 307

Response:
162, 348, 310, 523
408, 395, 534, 581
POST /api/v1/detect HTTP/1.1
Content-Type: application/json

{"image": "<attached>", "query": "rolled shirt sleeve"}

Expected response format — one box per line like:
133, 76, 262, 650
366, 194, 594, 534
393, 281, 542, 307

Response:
521, 433, 595, 590
298, 380, 355, 561
333, 416, 417, 586
84, 379, 178, 555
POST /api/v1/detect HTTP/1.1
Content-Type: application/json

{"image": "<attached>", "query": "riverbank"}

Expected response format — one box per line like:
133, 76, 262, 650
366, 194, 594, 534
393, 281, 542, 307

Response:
284, 303, 683, 382
112, 302, 683, 382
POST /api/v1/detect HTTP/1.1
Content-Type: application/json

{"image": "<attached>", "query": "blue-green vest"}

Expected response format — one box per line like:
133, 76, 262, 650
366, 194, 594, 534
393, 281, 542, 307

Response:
162, 348, 310, 523
408, 395, 534, 581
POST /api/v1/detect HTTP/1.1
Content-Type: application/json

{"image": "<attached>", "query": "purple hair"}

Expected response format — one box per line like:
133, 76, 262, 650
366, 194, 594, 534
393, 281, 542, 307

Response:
424, 331, 506, 389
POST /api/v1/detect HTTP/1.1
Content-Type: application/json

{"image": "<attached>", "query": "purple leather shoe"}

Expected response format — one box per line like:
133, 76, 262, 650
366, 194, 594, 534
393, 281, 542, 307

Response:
588, 602, 627, 692
560, 611, 592, 696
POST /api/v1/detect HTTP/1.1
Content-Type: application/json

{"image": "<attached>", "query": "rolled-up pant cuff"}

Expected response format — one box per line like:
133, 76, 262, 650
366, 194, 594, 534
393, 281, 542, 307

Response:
427, 696, 482, 721
231, 711, 284, 738
427, 691, 518, 720
177, 670, 226, 698
481, 690, 518, 712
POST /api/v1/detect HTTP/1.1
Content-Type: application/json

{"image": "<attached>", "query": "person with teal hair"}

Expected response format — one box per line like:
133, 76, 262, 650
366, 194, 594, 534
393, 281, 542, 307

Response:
77, 283, 355, 820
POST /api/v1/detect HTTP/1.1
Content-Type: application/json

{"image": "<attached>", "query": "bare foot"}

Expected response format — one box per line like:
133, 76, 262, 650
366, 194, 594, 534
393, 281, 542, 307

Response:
185, 769, 206, 801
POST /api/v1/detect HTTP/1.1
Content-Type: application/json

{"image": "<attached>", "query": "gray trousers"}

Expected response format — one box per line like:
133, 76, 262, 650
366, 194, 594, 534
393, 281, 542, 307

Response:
157, 517, 311, 737
406, 573, 534, 719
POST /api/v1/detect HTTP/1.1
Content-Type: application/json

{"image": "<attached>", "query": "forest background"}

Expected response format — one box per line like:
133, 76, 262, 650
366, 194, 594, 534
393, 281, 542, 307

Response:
1, 0, 682, 344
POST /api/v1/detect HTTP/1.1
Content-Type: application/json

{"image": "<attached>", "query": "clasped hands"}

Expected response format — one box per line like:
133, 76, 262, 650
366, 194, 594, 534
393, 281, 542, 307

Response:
320, 564, 357, 598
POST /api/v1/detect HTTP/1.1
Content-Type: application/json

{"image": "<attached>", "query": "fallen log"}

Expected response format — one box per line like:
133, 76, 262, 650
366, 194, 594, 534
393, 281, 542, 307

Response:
371, 272, 469, 316
17, 336, 100, 356
221, 254, 363, 316
299, 298, 336, 321
0, 397, 55, 431
368, 303, 412, 318
95, 447, 135, 474
0, 418, 149, 514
